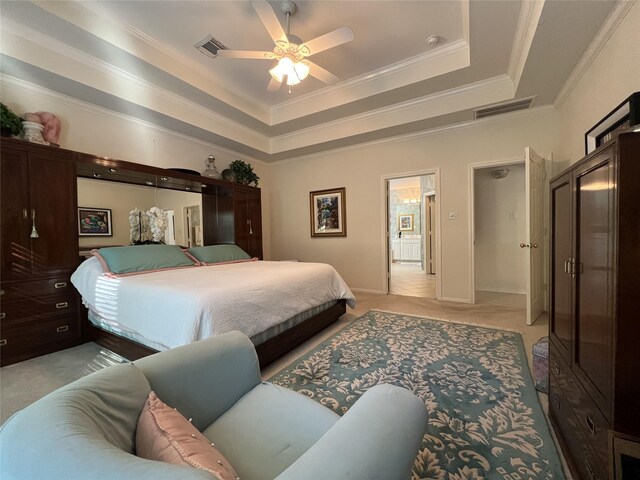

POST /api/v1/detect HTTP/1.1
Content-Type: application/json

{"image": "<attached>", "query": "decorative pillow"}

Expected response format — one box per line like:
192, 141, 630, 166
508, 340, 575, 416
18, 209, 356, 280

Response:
136, 391, 238, 480
92, 245, 196, 275
187, 245, 251, 264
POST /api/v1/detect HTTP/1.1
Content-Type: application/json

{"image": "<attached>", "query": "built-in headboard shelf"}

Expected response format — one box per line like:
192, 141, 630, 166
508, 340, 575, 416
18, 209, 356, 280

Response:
76, 153, 257, 194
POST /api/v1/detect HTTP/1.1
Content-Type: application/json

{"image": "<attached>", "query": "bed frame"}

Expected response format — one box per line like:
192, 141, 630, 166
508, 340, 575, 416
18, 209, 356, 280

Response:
82, 300, 347, 368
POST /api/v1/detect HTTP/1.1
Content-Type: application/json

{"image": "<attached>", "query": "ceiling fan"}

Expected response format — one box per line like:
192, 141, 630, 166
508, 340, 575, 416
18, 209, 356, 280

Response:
216, 0, 354, 91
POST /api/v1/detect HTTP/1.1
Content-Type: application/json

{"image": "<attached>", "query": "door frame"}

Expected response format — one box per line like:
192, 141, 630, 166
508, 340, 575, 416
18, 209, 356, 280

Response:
423, 192, 436, 274
381, 169, 441, 299
468, 156, 523, 305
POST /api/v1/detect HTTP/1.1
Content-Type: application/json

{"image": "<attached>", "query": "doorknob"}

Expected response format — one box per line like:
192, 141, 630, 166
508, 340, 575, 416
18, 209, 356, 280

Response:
520, 243, 529, 248
531, 243, 538, 248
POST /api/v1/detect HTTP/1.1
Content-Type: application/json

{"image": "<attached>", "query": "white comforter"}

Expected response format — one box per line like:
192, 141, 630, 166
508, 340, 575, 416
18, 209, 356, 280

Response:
71, 258, 356, 350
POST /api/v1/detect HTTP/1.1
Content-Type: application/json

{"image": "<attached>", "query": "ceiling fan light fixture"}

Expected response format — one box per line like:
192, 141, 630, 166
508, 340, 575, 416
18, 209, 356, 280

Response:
270, 57, 309, 85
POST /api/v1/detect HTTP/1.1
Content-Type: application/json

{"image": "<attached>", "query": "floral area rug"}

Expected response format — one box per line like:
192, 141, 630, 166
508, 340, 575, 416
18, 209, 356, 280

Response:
269, 310, 564, 479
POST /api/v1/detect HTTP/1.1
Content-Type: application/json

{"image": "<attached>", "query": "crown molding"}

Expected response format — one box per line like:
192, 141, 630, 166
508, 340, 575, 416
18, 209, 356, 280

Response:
272, 105, 555, 165
554, 0, 636, 107
32, 0, 271, 124
1, 19, 270, 152
508, 0, 545, 90
270, 39, 470, 125
32, 0, 471, 128
0, 73, 266, 166
271, 75, 514, 153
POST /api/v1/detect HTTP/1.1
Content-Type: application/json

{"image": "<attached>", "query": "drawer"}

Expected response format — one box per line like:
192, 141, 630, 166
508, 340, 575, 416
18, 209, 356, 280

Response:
1, 276, 74, 301
1, 294, 77, 325
550, 345, 610, 479
0, 315, 80, 355
572, 378, 610, 476
551, 373, 586, 454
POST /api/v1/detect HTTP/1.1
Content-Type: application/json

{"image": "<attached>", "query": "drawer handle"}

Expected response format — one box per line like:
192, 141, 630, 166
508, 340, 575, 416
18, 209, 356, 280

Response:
0, 289, 4, 296
0, 313, 5, 320
56, 325, 69, 333
55, 302, 69, 309
54, 282, 68, 289
552, 362, 560, 376
0, 339, 6, 346
585, 412, 595, 435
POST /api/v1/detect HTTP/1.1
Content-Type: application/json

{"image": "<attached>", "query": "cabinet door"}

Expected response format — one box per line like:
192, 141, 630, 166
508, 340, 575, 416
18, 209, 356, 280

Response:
202, 184, 234, 245
550, 172, 573, 363
27, 149, 78, 273
574, 148, 615, 419
234, 188, 262, 259
0, 149, 31, 278
245, 188, 262, 259
409, 242, 421, 261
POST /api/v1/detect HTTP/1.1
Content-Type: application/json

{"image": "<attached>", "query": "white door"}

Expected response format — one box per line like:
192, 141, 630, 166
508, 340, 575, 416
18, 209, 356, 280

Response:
525, 147, 545, 325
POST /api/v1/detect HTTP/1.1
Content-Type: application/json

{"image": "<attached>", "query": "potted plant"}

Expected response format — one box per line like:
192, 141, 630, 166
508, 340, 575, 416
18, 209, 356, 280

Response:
1, 103, 24, 137
229, 160, 259, 186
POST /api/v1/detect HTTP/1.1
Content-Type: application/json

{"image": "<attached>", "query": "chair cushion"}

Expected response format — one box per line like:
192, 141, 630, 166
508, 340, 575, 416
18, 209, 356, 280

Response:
203, 382, 339, 480
136, 392, 238, 480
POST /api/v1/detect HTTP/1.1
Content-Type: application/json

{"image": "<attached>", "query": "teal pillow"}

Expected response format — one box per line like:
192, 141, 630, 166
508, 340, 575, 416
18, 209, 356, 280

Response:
93, 245, 195, 274
188, 245, 250, 264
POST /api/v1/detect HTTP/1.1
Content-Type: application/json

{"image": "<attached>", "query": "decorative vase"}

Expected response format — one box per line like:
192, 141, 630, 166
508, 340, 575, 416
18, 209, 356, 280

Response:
22, 121, 49, 145
202, 155, 222, 179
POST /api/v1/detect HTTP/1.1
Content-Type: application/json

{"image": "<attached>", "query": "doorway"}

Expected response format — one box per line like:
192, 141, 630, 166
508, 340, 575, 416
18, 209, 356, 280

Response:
470, 148, 546, 325
472, 163, 527, 309
386, 175, 437, 298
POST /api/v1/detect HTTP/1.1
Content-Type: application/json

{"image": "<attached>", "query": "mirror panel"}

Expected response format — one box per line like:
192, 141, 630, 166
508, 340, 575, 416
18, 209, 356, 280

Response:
77, 177, 203, 248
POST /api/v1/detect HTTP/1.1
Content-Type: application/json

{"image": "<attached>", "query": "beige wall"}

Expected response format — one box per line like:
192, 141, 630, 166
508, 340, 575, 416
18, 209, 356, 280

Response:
0, 77, 272, 258
269, 108, 559, 300
555, 1, 640, 165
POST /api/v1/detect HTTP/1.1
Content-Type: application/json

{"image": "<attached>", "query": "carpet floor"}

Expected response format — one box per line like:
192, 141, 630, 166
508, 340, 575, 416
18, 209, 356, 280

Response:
269, 310, 564, 479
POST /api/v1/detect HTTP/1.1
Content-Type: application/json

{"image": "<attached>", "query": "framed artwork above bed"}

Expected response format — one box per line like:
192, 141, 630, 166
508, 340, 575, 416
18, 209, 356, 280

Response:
310, 187, 347, 237
78, 207, 113, 236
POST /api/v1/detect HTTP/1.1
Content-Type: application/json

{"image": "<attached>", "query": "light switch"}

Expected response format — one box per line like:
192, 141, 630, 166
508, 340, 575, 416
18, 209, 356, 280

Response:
448, 211, 458, 220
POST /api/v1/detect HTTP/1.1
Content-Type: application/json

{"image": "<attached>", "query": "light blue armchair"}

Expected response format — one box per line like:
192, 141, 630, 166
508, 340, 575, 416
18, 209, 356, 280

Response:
0, 331, 426, 480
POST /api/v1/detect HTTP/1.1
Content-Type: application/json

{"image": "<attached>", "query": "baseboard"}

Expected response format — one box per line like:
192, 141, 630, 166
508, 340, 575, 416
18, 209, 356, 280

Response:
476, 288, 527, 295
351, 288, 385, 295
439, 296, 473, 304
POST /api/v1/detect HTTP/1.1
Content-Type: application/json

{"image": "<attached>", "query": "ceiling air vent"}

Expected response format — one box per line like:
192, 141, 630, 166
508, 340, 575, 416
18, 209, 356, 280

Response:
474, 97, 536, 119
195, 35, 227, 58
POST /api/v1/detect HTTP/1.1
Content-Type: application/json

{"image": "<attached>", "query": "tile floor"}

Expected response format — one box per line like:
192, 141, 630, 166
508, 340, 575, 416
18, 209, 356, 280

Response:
389, 261, 436, 297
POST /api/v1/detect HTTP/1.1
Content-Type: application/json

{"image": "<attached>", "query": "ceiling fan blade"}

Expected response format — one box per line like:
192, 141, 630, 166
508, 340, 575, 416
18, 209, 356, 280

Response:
299, 26, 354, 56
308, 61, 339, 85
267, 77, 282, 91
216, 49, 275, 60
252, 1, 287, 44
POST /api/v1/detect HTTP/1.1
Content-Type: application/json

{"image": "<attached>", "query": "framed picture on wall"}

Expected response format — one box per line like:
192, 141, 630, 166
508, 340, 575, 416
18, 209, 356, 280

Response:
310, 187, 347, 237
398, 214, 414, 231
78, 207, 112, 236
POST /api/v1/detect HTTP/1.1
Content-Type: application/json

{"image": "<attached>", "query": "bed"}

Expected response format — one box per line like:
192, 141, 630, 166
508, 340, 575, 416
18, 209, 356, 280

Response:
72, 246, 356, 366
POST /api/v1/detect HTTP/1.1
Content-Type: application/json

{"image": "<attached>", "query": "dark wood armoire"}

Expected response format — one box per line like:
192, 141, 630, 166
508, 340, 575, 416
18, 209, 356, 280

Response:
1, 139, 83, 366
549, 132, 640, 479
